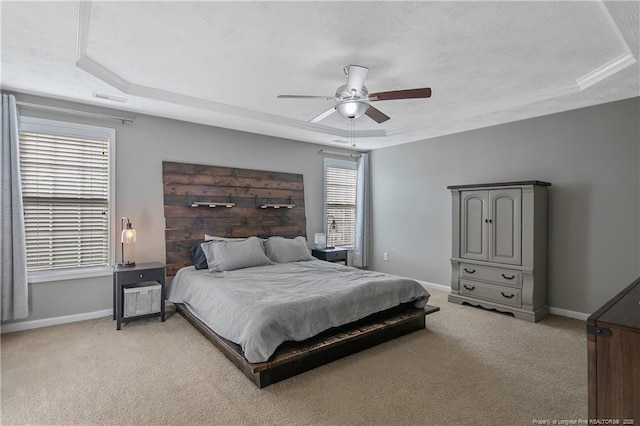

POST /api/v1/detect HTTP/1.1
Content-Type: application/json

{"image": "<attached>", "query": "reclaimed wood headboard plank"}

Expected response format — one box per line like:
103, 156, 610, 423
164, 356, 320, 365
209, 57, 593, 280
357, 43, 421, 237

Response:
163, 161, 307, 276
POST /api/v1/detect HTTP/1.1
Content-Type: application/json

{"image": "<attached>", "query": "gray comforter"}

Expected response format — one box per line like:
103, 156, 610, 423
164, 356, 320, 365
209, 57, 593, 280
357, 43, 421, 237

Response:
167, 260, 430, 363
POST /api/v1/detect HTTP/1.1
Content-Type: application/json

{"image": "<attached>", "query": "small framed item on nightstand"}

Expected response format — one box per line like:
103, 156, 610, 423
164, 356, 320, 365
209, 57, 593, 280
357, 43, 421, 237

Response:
112, 262, 166, 330
311, 247, 348, 264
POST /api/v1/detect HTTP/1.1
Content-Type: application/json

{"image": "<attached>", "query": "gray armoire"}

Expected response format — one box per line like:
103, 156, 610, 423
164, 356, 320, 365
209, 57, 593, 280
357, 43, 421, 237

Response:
448, 181, 550, 322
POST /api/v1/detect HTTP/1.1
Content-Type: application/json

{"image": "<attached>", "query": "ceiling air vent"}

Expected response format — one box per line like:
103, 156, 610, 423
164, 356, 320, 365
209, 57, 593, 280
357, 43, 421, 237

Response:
92, 92, 127, 103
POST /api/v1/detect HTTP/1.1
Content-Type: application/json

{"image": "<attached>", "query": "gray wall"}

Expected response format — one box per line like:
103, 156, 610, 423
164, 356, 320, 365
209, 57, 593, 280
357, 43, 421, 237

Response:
3, 92, 332, 324
370, 97, 640, 314
4, 93, 639, 325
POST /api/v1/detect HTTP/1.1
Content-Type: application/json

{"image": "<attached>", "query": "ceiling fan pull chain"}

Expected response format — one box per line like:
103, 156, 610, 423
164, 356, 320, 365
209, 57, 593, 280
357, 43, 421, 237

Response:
351, 118, 356, 151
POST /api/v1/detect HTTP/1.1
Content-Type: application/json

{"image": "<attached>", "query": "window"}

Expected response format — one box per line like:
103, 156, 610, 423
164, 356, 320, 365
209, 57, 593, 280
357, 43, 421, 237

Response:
324, 158, 357, 247
19, 117, 115, 282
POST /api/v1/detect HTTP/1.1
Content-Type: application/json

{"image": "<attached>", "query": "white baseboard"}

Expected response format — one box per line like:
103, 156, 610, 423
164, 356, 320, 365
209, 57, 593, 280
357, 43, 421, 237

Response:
1, 309, 112, 334
417, 280, 452, 293
548, 307, 589, 321
418, 280, 589, 321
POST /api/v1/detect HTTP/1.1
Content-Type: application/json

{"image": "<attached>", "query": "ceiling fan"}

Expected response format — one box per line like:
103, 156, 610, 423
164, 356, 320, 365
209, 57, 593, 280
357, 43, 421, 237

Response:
277, 65, 431, 124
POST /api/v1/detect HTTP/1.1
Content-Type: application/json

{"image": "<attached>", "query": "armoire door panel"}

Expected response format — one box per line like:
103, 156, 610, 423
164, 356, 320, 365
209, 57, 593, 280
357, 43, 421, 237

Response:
460, 192, 488, 261
489, 189, 522, 265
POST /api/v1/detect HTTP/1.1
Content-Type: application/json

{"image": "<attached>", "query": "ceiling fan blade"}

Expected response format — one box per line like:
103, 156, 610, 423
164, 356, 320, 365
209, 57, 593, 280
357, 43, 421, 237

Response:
369, 88, 432, 101
308, 107, 337, 123
346, 65, 369, 94
365, 105, 391, 123
278, 95, 334, 100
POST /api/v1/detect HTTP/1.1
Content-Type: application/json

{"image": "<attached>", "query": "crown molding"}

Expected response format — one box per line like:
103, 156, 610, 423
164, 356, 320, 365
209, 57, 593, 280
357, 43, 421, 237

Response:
576, 53, 637, 91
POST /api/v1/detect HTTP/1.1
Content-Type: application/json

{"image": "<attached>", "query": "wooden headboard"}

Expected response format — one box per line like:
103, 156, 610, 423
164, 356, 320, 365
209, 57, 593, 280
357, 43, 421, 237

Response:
163, 161, 307, 276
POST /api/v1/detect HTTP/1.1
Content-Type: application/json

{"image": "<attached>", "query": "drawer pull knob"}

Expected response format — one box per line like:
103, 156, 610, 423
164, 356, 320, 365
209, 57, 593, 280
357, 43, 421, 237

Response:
139, 274, 144, 278
463, 285, 475, 291
501, 274, 515, 280
501, 292, 515, 299
464, 268, 476, 274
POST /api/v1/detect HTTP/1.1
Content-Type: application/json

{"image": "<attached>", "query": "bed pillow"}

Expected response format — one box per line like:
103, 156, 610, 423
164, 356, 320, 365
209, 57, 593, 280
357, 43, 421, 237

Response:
201, 236, 273, 272
190, 242, 209, 270
191, 239, 234, 270
195, 237, 250, 269
264, 236, 314, 263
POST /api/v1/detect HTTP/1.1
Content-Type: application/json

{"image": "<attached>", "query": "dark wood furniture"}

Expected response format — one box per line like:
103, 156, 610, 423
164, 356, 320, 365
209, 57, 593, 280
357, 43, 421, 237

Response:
587, 276, 640, 421
176, 302, 440, 388
312, 247, 348, 263
163, 161, 306, 277
162, 161, 440, 387
113, 262, 166, 330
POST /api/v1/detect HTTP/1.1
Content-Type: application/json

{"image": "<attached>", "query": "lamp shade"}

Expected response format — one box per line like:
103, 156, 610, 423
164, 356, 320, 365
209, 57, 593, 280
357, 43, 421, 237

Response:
314, 233, 327, 249
121, 222, 136, 244
328, 216, 339, 233
336, 100, 369, 119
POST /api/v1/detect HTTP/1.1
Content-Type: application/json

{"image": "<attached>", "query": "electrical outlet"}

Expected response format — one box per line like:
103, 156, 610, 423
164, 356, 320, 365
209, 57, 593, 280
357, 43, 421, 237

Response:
383, 252, 389, 261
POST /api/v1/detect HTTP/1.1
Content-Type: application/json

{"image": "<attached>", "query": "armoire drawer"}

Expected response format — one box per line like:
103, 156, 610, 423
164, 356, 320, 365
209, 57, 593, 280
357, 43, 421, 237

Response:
459, 263, 522, 288
459, 279, 522, 308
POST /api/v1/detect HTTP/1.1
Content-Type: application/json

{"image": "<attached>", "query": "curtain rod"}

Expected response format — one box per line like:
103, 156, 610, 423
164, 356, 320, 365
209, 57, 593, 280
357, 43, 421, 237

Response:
16, 101, 135, 124
319, 149, 361, 158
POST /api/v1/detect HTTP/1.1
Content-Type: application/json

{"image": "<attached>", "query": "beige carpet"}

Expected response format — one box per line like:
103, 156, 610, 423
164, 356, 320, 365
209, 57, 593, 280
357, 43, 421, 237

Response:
1, 289, 587, 425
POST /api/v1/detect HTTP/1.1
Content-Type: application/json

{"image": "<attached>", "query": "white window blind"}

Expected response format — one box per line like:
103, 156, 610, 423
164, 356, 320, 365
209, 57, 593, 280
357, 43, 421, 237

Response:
325, 162, 357, 247
19, 130, 110, 271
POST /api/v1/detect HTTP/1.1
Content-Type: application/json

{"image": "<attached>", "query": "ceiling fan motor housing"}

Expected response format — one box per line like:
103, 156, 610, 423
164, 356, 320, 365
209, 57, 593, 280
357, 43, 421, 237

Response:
335, 84, 370, 119
336, 84, 368, 101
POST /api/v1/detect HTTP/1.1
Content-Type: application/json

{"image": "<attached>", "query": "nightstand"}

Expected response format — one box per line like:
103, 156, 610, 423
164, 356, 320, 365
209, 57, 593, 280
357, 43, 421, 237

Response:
113, 262, 166, 330
312, 247, 349, 263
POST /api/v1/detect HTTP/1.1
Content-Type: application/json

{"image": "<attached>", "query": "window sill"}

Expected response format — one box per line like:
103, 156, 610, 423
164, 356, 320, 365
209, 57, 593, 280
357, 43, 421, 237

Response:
27, 266, 112, 284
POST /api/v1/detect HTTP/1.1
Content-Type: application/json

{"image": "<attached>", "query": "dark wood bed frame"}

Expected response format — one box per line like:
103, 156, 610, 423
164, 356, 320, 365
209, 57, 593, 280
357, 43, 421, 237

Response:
176, 302, 440, 388
163, 161, 440, 388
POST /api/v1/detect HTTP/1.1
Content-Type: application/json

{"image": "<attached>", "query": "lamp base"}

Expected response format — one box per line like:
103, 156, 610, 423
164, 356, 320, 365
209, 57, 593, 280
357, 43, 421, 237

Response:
115, 261, 136, 269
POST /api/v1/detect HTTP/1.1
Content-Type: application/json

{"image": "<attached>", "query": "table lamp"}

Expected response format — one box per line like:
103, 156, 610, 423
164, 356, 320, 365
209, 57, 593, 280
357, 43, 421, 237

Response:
116, 217, 136, 268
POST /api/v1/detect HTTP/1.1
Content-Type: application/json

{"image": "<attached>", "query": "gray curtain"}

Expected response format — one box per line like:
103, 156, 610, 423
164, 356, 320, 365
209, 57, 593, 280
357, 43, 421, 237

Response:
1, 93, 28, 320
352, 153, 370, 268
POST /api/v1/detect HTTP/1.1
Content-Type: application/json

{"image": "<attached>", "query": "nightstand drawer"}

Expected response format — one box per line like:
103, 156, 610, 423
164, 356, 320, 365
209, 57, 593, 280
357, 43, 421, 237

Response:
115, 268, 165, 286
325, 250, 347, 262
459, 279, 521, 308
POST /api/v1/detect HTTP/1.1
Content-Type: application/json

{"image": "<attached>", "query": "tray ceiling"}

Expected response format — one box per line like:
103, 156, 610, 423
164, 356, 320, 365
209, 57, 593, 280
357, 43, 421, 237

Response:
1, 1, 638, 150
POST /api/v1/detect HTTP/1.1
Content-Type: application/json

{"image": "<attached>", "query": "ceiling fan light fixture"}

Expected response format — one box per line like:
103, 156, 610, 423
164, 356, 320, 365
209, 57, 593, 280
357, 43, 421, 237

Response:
336, 100, 369, 119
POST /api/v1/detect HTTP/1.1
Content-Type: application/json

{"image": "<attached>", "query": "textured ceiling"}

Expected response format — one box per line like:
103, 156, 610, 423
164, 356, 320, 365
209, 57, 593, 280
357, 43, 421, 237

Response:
1, 1, 638, 150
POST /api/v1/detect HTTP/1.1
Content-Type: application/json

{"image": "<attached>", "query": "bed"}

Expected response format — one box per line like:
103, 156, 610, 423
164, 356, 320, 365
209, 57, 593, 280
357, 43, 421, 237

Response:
162, 161, 440, 387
